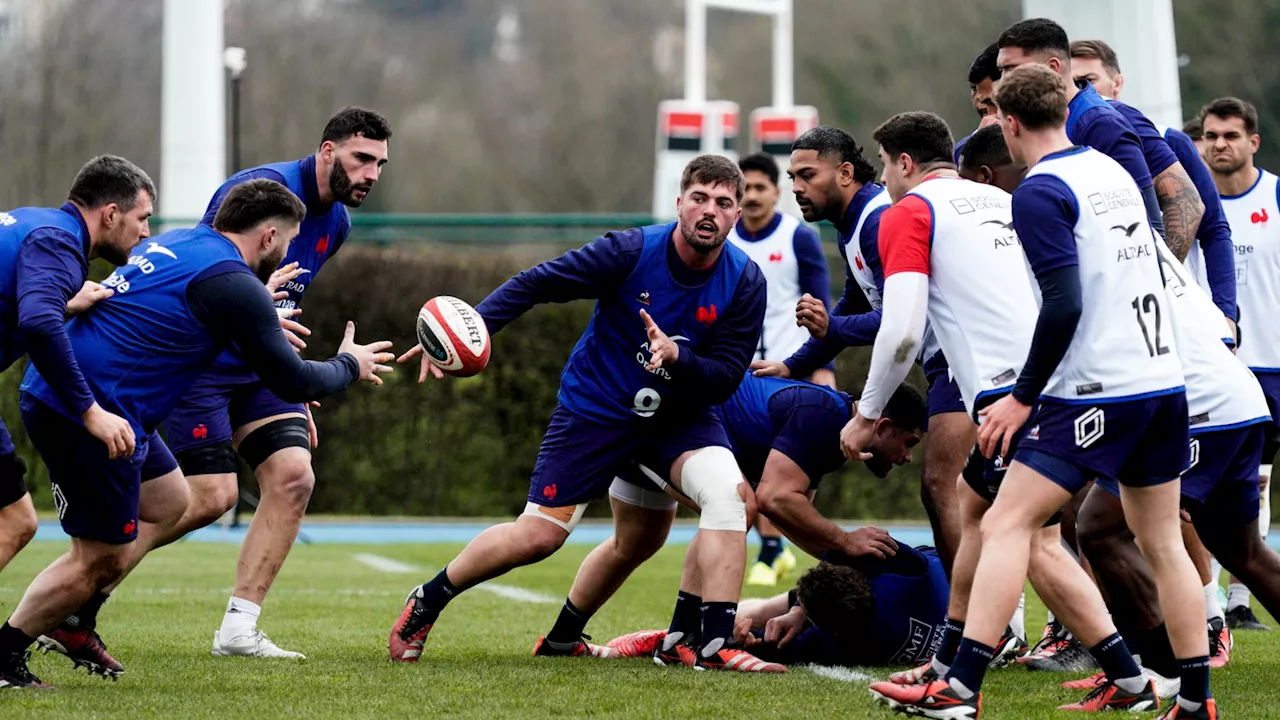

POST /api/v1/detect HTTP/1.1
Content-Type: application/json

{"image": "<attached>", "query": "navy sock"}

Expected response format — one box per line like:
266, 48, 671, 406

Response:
935, 618, 965, 666
757, 536, 783, 566
68, 591, 110, 629
0, 622, 34, 656
945, 639, 994, 697
1178, 655, 1211, 704
699, 602, 737, 656
1090, 633, 1144, 688
547, 599, 592, 644
666, 591, 702, 647
415, 567, 460, 623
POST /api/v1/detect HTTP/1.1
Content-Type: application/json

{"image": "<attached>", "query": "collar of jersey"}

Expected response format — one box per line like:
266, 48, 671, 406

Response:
1040, 146, 1089, 163
839, 182, 885, 237
734, 212, 783, 242
297, 155, 326, 215
59, 202, 92, 258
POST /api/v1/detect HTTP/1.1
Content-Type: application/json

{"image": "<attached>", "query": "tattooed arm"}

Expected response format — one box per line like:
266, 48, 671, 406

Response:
1154, 161, 1205, 261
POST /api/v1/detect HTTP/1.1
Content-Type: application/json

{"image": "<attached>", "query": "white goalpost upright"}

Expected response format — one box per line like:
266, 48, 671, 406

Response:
653, 0, 816, 220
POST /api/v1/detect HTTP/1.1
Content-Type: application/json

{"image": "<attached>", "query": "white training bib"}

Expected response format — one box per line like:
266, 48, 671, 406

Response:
845, 187, 892, 310
728, 213, 811, 362
1220, 169, 1280, 371
1025, 147, 1185, 401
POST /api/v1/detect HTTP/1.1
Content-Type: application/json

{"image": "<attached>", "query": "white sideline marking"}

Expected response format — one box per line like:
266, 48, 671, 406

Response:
353, 553, 559, 604
804, 664, 876, 683
354, 553, 419, 574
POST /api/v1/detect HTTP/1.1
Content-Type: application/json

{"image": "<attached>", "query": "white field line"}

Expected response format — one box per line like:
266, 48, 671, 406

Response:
804, 664, 877, 683
353, 553, 559, 604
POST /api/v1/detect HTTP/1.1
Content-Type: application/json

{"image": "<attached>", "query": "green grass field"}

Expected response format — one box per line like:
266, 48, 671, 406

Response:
1, 538, 1278, 719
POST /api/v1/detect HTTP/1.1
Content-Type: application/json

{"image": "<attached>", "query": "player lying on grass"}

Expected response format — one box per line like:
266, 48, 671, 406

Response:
528, 372, 925, 671
604, 544, 949, 669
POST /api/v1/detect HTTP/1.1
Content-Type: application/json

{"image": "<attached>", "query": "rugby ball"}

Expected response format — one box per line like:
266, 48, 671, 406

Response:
416, 296, 491, 377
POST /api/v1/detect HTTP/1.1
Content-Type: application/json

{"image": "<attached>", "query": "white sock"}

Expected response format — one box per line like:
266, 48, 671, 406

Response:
1227, 582, 1251, 611
1261, 465, 1272, 536
1209, 558, 1223, 588
1011, 592, 1027, 642
1204, 581, 1225, 621
219, 596, 261, 640
1046, 609, 1056, 626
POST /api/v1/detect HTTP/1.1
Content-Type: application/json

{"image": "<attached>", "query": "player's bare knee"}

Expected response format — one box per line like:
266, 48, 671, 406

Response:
1, 498, 38, 548
261, 455, 316, 510
978, 504, 1024, 545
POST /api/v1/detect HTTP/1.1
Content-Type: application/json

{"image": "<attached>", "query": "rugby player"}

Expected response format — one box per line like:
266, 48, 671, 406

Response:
727, 151, 833, 585
390, 155, 770, 672
0, 179, 394, 689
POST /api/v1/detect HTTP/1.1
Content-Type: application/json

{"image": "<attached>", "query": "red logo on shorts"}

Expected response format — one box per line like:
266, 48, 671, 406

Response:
192, 424, 208, 440
696, 305, 718, 326
1252, 208, 1269, 226
768, 251, 783, 263
855, 254, 864, 271
542, 484, 558, 501
123, 520, 136, 535
316, 235, 330, 254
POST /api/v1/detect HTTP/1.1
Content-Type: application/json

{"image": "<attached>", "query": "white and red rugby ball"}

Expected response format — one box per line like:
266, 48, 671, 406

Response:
416, 296, 491, 377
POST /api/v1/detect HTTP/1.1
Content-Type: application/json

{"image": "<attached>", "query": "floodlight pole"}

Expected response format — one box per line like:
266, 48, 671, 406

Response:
685, 0, 793, 109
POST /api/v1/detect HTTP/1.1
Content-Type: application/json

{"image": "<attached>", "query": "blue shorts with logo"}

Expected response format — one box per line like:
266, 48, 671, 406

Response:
1096, 423, 1265, 527
166, 366, 306, 454
923, 352, 966, 422
1015, 392, 1190, 495
529, 403, 732, 508
20, 394, 178, 544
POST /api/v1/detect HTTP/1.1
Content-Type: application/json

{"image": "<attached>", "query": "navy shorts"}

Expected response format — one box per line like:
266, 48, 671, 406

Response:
1015, 392, 1190, 495
166, 367, 306, 454
0, 417, 24, 507
1096, 423, 1265, 527
924, 352, 966, 421
1253, 372, 1280, 459
19, 394, 174, 544
528, 404, 732, 508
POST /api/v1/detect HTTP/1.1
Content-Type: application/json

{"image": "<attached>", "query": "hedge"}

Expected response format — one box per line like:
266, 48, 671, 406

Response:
1, 242, 932, 521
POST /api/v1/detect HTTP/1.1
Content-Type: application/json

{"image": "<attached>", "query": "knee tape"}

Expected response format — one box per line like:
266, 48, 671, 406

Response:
609, 476, 677, 511
522, 501, 587, 533
175, 442, 239, 477
680, 446, 747, 532
238, 417, 310, 470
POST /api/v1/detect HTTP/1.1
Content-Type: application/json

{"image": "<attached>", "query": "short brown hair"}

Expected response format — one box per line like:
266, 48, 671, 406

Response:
68, 155, 156, 212
1070, 39, 1121, 76
1200, 96, 1259, 136
995, 64, 1069, 131
872, 112, 955, 168
680, 155, 745, 202
1182, 117, 1203, 141
212, 179, 307, 234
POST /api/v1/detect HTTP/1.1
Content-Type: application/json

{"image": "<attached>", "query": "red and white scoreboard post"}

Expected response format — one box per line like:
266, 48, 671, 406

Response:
749, 106, 818, 221
651, 100, 740, 221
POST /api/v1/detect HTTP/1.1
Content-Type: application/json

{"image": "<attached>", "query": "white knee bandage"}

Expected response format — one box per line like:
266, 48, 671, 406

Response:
522, 501, 587, 533
609, 476, 677, 511
679, 446, 746, 532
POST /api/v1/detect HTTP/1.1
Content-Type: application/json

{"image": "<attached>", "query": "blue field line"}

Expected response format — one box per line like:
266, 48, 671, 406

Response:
31, 520, 946, 547
31, 520, 1280, 549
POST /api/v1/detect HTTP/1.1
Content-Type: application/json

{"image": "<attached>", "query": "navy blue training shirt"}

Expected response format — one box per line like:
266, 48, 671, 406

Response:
1163, 126, 1237, 319
0, 203, 96, 416
1067, 82, 1163, 233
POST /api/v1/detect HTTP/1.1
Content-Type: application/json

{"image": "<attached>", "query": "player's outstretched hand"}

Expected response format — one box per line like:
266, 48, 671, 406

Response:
305, 403, 319, 449
265, 262, 306, 303
842, 526, 899, 559
276, 307, 311, 352
338, 321, 395, 385
66, 281, 114, 317
749, 359, 791, 378
82, 402, 136, 460
764, 607, 807, 648
839, 410, 875, 461
396, 344, 446, 382
640, 309, 679, 370
977, 394, 1032, 459
796, 293, 829, 340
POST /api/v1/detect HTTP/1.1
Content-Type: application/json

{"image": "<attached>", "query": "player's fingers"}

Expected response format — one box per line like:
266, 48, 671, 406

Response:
366, 340, 394, 353
375, 352, 396, 364
764, 621, 780, 644
280, 319, 311, 335
858, 451, 873, 461
1000, 428, 1013, 459
397, 345, 423, 364
639, 309, 656, 329
878, 540, 897, 556
418, 357, 430, 383
310, 401, 321, 408
285, 332, 307, 351
429, 363, 445, 381
373, 364, 393, 374
780, 625, 800, 648
344, 320, 355, 341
